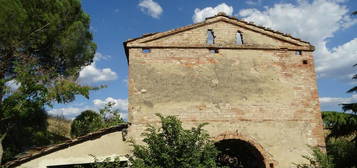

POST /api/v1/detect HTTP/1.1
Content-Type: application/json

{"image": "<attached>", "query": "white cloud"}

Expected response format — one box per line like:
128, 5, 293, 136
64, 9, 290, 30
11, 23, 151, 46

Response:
320, 94, 357, 111
49, 97, 129, 120
139, 0, 163, 19
193, 3, 233, 23
316, 38, 357, 79
93, 97, 128, 112
78, 63, 117, 84
78, 53, 117, 84
93, 52, 110, 62
246, 0, 263, 5
320, 94, 357, 105
238, 0, 357, 80
93, 97, 128, 120
48, 107, 84, 119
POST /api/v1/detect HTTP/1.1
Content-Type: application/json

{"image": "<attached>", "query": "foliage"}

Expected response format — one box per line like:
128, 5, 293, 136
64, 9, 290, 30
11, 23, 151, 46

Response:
341, 65, 357, 113
326, 138, 357, 168
0, 0, 97, 163
99, 102, 125, 128
71, 110, 103, 138
130, 114, 221, 168
320, 62, 357, 168
71, 102, 125, 137
322, 111, 357, 140
1, 107, 48, 162
72, 156, 128, 168
295, 111, 357, 168
295, 147, 334, 168
321, 111, 357, 168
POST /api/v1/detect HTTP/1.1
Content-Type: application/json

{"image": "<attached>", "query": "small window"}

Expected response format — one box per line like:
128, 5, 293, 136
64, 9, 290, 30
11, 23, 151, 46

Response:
303, 60, 308, 64
142, 48, 151, 53
209, 49, 219, 53
236, 31, 244, 45
295, 50, 302, 55
207, 29, 215, 44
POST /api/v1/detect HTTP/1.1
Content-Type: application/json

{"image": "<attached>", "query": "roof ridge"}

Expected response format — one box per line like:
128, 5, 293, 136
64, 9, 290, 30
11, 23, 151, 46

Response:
125, 14, 310, 44
204, 14, 310, 44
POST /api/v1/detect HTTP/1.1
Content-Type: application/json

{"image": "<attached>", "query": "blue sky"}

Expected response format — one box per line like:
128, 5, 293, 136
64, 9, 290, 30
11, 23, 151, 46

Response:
49, 0, 357, 119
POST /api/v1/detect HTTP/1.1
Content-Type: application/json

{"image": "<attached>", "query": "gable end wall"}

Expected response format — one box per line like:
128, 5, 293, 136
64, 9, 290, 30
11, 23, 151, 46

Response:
127, 20, 325, 168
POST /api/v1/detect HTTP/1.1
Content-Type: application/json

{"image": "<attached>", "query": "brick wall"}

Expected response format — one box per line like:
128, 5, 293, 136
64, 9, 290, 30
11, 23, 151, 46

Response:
126, 16, 325, 168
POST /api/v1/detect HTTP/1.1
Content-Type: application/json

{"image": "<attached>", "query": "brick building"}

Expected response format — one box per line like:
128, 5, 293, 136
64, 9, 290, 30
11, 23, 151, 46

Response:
124, 13, 325, 168
8, 13, 325, 168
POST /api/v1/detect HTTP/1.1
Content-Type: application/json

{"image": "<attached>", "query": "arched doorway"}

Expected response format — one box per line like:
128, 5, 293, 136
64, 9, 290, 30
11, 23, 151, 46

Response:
215, 139, 266, 168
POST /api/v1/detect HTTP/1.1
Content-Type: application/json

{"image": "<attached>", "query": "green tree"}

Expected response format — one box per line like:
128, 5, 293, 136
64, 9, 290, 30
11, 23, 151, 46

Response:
339, 65, 357, 148
71, 110, 103, 138
0, 0, 97, 163
295, 111, 357, 168
322, 111, 357, 167
322, 111, 357, 140
326, 138, 357, 168
99, 102, 125, 128
130, 114, 221, 168
342, 11, 357, 111
71, 102, 125, 138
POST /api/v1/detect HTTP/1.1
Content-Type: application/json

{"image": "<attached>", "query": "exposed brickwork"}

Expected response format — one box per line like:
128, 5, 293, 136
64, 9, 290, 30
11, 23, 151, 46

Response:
125, 14, 325, 168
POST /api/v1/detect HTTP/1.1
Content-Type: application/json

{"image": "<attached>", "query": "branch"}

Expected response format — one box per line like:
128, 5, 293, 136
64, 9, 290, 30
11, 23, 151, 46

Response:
0, 117, 11, 122
16, 22, 50, 46
0, 132, 6, 141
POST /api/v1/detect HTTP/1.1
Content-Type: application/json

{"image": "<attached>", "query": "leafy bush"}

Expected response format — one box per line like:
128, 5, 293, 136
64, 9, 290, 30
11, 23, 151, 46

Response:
70, 102, 125, 138
73, 156, 127, 168
71, 110, 103, 138
326, 138, 357, 168
130, 114, 221, 168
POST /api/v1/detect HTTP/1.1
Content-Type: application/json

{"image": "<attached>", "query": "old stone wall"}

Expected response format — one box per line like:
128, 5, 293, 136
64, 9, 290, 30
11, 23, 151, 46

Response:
127, 17, 325, 168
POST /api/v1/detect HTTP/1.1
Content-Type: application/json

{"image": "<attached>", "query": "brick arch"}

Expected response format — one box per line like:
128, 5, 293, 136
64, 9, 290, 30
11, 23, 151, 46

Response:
214, 132, 277, 168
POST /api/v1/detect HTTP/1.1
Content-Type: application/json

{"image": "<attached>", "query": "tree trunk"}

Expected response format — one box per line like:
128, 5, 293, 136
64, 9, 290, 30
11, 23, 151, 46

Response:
0, 133, 6, 165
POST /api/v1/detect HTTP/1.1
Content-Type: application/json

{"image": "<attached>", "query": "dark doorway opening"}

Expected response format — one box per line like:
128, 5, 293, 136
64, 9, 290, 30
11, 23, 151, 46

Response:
215, 139, 266, 168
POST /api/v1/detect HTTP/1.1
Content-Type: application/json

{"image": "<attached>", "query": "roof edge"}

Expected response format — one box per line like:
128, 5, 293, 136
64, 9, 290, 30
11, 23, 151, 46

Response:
4, 124, 129, 168
204, 13, 311, 45
123, 13, 315, 62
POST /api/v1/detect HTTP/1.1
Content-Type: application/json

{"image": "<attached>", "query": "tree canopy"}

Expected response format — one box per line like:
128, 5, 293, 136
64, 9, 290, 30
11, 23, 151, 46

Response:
71, 110, 103, 138
322, 111, 357, 140
71, 102, 125, 138
0, 0, 97, 163
322, 111, 357, 168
